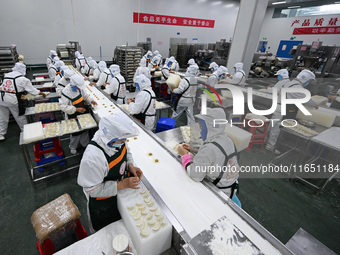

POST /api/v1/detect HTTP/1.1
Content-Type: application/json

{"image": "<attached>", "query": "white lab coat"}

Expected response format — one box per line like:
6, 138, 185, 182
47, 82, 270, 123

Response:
48, 65, 58, 81
184, 109, 239, 197
161, 66, 170, 80
89, 68, 101, 81
106, 74, 126, 105
59, 85, 94, 150
56, 77, 70, 97
171, 61, 180, 72
226, 70, 246, 85
267, 79, 318, 148
81, 63, 91, 76
134, 67, 151, 81
128, 87, 156, 130
46, 56, 53, 67
75, 56, 86, 70
172, 76, 197, 125
0, 71, 40, 135
272, 78, 290, 94
207, 73, 219, 88
96, 69, 112, 88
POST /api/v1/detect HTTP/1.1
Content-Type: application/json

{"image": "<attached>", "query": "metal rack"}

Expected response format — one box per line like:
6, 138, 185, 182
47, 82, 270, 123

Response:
0, 45, 19, 79
114, 46, 143, 90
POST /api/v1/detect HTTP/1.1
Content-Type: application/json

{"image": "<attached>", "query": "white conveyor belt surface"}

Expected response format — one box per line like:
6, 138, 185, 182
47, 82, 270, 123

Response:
71, 66, 282, 254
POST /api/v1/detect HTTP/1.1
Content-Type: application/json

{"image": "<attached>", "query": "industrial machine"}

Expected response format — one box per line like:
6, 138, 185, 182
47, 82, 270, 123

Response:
137, 41, 152, 55
0, 45, 19, 79
56, 41, 81, 62
290, 42, 340, 77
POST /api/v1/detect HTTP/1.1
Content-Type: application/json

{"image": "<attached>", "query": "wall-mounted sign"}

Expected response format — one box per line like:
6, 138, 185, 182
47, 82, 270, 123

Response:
133, 12, 215, 28
293, 26, 340, 35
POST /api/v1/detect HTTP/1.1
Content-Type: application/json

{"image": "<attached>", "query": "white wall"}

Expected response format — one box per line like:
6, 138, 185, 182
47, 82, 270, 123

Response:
258, 7, 340, 56
0, 0, 239, 64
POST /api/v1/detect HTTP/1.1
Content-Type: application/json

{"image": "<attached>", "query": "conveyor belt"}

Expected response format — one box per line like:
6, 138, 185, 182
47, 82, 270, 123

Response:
68, 65, 290, 255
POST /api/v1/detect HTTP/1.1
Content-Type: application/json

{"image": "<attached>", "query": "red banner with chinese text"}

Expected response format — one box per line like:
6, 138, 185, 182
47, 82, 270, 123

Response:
293, 26, 340, 35
133, 12, 215, 28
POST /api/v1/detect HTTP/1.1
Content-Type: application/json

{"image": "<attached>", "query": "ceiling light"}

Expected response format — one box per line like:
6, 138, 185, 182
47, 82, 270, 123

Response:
224, 4, 233, 8
272, 1, 286, 5
288, 5, 300, 8
211, 1, 222, 5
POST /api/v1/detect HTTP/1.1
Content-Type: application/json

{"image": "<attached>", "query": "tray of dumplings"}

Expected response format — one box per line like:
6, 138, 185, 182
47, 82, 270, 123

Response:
43, 122, 62, 138
77, 113, 97, 130
180, 125, 201, 143
34, 102, 60, 113
117, 184, 172, 255
61, 119, 80, 134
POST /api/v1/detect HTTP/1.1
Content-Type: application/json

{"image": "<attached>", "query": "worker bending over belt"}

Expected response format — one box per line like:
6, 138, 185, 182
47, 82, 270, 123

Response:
77, 113, 143, 233
178, 107, 240, 198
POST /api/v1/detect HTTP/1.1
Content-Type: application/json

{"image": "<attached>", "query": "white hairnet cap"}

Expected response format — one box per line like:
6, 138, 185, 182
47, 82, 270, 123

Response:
274, 69, 289, 78
98, 61, 107, 70
99, 112, 139, 144
186, 64, 199, 76
12, 63, 26, 75
55, 61, 65, 68
109, 64, 120, 75
86, 57, 93, 63
53, 56, 60, 62
75, 51, 81, 57
152, 56, 161, 65
297, 69, 315, 82
188, 58, 195, 65
209, 62, 219, 71
170, 56, 176, 62
153, 50, 159, 55
89, 60, 98, 69
140, 58, 146, 66
64, 69, 74, 79
216, 66, 228, 76
234, 62, 243, 71
70, 74, 85, 88
134, 74, 151, 89
50, 50, 57, 56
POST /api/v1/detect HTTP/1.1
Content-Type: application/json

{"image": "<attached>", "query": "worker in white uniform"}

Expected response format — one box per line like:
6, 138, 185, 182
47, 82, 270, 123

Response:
143, 50, 153, 65
148, 55, 162, 75
74, 51, 86, 71
128, 74, 156, 130
0, 63, 46, 140
52, 61, 66, 85
206, 62, 219, 77
81, 58, 92, 77
133, 58, 151, 82
177, 107, 240, 198
84, 60, 99, 83
46, 50, 57, 67
268, 69, 290, 93
153, 50, 162, 66
207, 66, 228, 88
161, 58, 172, 80
95, 62, 112, 89
106, 65, 126, 104
170, 56, 179, 72
56, 69, 74, 96
77, 113, 143, 232
226, 62, 246, 85
171, 64, 199, 125
266, 69, 319, 154
48, 59, 63, 82
59, 75, 97, 154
